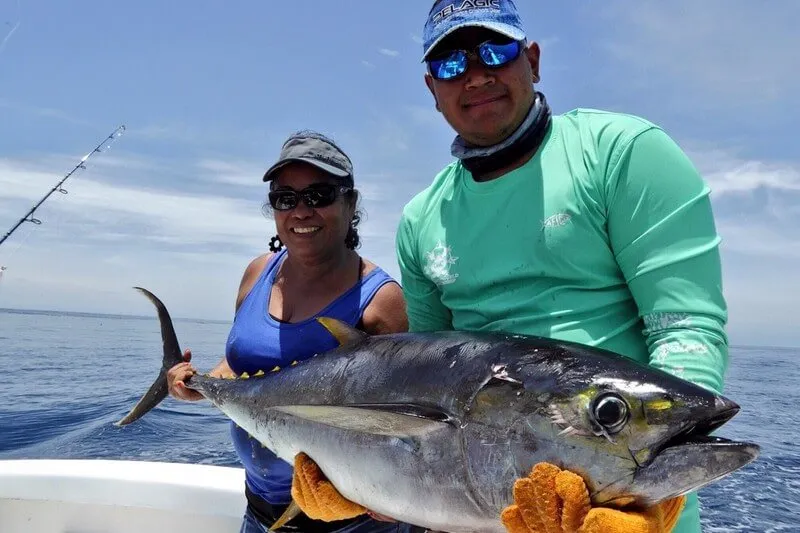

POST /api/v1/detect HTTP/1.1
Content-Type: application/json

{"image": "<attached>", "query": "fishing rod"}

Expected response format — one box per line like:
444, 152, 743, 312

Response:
0, 124, 126, 248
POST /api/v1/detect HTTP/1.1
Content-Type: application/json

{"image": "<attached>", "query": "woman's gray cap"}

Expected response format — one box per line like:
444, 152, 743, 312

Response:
262, 131, 354, 187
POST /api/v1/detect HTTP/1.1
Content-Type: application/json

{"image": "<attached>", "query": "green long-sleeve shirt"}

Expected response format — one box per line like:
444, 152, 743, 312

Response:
395, 108, 729, 532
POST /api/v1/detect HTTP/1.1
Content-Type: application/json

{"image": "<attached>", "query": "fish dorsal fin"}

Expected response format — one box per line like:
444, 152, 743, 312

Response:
317, 317, 367, 347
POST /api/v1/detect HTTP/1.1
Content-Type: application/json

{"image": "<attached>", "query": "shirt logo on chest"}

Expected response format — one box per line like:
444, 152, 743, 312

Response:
424, 240, 459, 286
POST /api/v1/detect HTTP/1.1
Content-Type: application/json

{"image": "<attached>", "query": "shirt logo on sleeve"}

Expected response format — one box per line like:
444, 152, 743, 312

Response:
424, 241, 459, 286
542, 212, 572, 228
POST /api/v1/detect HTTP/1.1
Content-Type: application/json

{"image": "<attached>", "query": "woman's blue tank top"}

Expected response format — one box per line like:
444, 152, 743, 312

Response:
224, 249, 395, 505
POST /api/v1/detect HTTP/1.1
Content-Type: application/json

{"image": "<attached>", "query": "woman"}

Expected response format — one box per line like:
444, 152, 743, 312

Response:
166, 130, 417, 533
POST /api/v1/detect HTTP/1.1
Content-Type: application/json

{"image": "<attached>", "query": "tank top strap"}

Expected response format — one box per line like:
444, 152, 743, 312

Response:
238, 250, 396, 324
262, 249, 288, 283
237, 249, 287, 317
355, 264, 395, 312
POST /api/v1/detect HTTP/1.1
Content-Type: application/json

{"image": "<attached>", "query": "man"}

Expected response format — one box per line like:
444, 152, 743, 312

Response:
394, 1, 729, 532
286, 1, 725, 530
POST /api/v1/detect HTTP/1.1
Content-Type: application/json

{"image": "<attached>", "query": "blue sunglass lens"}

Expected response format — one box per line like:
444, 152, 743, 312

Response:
479, 40, 521, 67
430, 51, 468, 80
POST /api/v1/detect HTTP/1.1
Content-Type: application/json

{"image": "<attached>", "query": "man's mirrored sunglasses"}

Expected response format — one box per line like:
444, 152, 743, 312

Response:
427, 38, 524, 81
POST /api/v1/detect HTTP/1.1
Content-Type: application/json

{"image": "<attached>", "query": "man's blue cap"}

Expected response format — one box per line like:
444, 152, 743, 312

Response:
422, 0, 526, 61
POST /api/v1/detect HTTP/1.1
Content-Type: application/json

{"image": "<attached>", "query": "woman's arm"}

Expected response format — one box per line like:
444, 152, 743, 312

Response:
361, 281, 409, 335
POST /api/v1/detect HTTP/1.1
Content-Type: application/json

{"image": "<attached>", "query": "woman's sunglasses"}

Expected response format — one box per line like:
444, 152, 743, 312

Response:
268, 183, 352, 211
427, 38, 524, 81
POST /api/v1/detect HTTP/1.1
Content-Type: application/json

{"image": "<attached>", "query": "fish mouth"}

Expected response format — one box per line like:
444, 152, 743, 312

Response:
629, 435, 760, 507
593, 396, 760, 507
651, 399, 740, 460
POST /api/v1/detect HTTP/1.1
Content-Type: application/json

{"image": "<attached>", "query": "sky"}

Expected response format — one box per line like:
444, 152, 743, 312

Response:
0, 0, 798, 348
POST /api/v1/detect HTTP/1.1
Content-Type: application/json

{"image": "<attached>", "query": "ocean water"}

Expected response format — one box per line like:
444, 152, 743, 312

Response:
0, 309, 797, 531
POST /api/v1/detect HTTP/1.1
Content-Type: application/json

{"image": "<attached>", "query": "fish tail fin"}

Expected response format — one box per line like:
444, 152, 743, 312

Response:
115, 287, 185, 427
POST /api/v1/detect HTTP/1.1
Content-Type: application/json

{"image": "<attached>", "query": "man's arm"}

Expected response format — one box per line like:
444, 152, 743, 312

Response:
395, 211, 453, 332
606, 126, 728, 393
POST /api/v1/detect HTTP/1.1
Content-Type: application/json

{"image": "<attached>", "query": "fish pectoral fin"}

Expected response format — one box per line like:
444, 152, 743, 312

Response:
271, 499, 302, 530
316, 317, 368, 347
273, 405, 451, 437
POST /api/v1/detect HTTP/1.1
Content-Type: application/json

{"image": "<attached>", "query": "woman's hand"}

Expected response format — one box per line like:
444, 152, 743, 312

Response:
167, 349, 202, 401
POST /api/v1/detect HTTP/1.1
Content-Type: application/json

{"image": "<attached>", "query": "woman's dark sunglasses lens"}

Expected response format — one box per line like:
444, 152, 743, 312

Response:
269, 184, 339, 211
268, 191, 296, 210
303, 185, 338, 207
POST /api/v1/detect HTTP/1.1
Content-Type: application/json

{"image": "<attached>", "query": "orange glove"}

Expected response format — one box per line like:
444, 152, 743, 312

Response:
501, 463, 686, 533
291, 452, 367, 522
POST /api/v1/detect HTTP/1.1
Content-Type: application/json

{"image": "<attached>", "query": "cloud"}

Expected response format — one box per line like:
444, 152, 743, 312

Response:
689, 149, 800, 263
0, 147, 414, 318
404, 104, 440, 127
608, 143, 800, 346
691, 150, 800, 197
195, 159, 266, 189
361, 60, 376, 70
127, 123, 278, 153
537, 37, 560, 50
410, 34, 423, 45
131, 123, 211, 145
378, 48, 400, 58
0, 98, 94, 127
719, 219, 800, 260
587, 0, 800, 345
598, 0, 800, 109
0, 153, 272, 319
0, 157, 268, 253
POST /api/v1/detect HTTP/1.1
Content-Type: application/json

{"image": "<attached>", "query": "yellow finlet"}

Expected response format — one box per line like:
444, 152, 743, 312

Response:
240, 372, 250, 379
316, 317, 368, 347
254, 369, 265, 377
272, 366, 281, 372
291, 360, 298, 366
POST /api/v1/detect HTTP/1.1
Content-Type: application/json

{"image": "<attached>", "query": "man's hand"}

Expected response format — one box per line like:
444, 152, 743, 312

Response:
501, 463, 686, 533
291, 452, 368, 522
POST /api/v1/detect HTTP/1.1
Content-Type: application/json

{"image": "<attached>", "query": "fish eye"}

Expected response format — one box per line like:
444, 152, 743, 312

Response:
592, 393, 629, 433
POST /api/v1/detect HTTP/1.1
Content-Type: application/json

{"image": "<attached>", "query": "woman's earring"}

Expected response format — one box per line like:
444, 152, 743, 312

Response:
268, 235, 283, 252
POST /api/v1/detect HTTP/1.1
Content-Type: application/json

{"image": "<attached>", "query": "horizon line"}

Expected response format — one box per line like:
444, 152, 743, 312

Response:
0, 305, 232, 325
1, 306, 797, 351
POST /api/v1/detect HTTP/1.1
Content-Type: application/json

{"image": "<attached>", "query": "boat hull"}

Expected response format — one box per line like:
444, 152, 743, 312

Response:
0, 459, 246, 533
